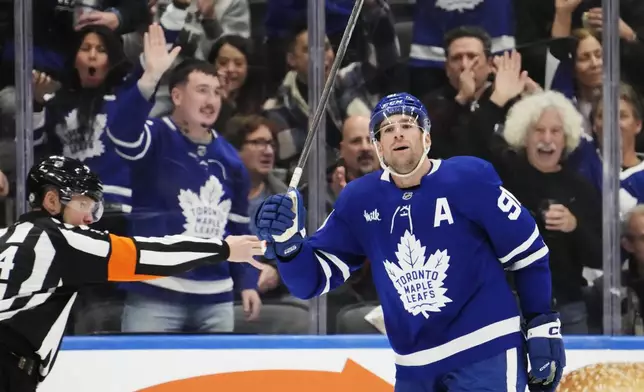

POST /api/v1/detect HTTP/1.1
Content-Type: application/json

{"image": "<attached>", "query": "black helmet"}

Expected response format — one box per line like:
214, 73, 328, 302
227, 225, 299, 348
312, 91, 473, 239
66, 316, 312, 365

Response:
27, 156, 103, 209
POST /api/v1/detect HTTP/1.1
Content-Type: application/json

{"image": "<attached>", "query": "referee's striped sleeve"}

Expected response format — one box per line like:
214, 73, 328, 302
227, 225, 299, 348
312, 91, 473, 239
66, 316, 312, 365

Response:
55, 224, 231, 283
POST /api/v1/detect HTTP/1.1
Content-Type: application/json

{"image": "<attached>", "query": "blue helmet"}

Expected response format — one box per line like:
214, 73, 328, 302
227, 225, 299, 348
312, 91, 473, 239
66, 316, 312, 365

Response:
369, 92, 431, 141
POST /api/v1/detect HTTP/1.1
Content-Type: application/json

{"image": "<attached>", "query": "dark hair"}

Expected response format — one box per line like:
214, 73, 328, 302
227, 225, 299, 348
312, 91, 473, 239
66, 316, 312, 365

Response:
443, 26, 493, 58
592, 82, 643, 122
286, 23, 309, 53
167, 59, 220, 92
207, 35, 266, 114
47, 25, 131, 150
224, 114, 280, 150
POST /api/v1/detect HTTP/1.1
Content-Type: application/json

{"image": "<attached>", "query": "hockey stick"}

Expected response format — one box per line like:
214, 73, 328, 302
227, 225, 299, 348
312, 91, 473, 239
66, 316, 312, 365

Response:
288, 0, 366, 189
267, 0, 365, 245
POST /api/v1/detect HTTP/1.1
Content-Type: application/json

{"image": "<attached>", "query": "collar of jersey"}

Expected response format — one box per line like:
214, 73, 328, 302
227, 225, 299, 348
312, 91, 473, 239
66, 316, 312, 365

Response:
379, 159, 442, 182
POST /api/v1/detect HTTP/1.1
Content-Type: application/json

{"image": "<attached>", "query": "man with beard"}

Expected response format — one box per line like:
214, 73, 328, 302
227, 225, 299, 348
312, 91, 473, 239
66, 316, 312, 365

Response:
107, 28, 262, 333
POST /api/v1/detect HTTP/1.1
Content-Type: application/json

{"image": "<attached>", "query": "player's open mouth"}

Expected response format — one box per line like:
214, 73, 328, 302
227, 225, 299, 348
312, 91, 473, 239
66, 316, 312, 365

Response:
393, 146, 409, 151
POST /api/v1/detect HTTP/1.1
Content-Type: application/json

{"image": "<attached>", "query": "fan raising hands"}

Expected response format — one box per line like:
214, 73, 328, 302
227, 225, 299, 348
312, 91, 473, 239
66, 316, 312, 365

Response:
141, 23, 182, 86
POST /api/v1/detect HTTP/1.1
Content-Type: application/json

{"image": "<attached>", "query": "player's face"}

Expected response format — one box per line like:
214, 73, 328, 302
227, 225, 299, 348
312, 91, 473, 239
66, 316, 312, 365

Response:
172, 71, 223, 127
214, 43, 248, 95
287, 31, 334, 81
575, 35, 603, 90
63, 195, 100, 226
75, 32, 109, 88
376, 114, 429, 175
594, 98, 642, 154
239, 125, 275, 176
525, 107, 566, 173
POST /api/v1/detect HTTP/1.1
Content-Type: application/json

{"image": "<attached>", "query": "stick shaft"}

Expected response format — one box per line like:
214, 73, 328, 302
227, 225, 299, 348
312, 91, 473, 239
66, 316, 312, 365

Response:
288, 0, 366, 189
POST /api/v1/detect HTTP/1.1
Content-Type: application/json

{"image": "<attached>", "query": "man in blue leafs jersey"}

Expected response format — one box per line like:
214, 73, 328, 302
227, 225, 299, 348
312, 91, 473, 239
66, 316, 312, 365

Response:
255, 93, 565, 391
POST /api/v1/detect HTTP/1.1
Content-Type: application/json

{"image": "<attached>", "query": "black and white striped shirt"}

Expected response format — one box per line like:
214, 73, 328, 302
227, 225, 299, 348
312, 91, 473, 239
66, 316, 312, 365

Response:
0, 210, 231, 381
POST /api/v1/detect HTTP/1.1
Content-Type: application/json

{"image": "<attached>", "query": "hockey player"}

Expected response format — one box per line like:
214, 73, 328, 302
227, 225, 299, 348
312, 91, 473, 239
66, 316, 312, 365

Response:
255, 93, 566, 391
0, 155, 263, 392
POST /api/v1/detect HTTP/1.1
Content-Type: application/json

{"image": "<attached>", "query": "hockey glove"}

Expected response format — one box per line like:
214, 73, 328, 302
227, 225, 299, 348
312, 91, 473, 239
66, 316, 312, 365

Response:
525, 313, 566, 392
255, 189, 306, 259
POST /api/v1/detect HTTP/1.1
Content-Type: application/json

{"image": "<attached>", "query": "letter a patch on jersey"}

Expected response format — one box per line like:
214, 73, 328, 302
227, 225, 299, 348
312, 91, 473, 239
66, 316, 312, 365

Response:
384, 230, 452, 319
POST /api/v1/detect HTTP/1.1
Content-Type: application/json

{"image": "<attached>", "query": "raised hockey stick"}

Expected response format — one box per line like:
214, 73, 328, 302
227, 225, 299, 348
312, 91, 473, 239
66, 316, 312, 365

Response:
267, 0, 365, 244
288, 0, 366, 189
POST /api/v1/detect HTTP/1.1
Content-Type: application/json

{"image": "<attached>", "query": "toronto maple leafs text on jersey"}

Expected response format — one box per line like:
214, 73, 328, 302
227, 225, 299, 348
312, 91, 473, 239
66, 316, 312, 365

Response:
275, 156, 552, 381
106, 87, 257, 303
0, 210, 231, 381
409, 0, 515, 67
32, 79, 151, 214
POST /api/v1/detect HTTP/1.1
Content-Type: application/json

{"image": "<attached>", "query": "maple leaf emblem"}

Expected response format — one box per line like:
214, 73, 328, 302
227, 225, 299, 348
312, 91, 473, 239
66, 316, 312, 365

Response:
178, 175, 231, 239
435, 0, 484, 12
57, 109, 106, 161
384, 230, 452, 319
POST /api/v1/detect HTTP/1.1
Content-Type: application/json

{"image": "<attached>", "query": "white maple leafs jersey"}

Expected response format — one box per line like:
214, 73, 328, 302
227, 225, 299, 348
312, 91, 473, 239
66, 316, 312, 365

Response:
275, 156, 552, 381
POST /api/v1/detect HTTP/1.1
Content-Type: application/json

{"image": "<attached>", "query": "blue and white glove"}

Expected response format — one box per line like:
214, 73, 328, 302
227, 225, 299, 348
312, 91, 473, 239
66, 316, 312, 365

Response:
525, 313, 566, 392
255, 189, 306, 260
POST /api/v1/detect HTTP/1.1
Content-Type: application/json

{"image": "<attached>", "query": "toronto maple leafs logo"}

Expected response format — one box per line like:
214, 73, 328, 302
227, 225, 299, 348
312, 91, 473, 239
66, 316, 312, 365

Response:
55, 109, 106, 161
384, 230, 452, 319
436, 0, 484, 13
178, 176, 231, 239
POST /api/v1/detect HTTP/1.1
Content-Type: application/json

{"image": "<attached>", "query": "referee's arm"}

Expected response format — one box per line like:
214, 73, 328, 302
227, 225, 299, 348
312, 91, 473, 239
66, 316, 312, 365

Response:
49, 224, 232, 284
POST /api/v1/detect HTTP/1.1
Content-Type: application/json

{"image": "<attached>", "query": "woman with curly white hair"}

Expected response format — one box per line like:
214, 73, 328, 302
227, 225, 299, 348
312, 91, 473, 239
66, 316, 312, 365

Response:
493, 90, 603, 335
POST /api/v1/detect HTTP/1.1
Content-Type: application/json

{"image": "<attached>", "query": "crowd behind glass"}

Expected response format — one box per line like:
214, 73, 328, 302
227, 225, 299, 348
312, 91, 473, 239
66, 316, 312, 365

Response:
0, 0, 641, 337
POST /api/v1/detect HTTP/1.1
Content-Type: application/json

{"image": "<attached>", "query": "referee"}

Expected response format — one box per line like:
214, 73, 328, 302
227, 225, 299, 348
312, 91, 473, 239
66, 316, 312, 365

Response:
0, 155, 264, 391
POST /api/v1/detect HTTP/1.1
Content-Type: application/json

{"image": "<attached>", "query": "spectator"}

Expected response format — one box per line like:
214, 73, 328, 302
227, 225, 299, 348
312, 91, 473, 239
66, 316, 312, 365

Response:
263, 0, 399, 176
31, 24, 133, 235
408, 0, 515, 98
106, 34, 261, 332
208, 35, 267, 132
263, 0, 365, 95
225, 114, 309, 334
592, 83, 644, 217
421, 30, 539, 161
0, 0, 147, 87
621, 205, 644, 334
497, 90, 603, 334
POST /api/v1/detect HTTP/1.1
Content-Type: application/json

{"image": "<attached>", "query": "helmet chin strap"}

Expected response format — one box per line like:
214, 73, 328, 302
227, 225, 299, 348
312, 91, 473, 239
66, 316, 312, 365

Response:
375, 132, 432, 179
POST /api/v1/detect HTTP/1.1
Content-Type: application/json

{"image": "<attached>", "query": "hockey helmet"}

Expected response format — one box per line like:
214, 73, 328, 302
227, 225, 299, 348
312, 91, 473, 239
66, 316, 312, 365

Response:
369, 92, 431, 141
27, 156, 104, 221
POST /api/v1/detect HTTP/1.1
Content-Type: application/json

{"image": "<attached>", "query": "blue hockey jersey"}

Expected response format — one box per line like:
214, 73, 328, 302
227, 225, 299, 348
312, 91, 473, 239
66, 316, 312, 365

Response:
409, 0, 515, 68
620, 161, 644, 217
106, 88, 258, 303
276, 157, 552, 380
33, 80, 147, 211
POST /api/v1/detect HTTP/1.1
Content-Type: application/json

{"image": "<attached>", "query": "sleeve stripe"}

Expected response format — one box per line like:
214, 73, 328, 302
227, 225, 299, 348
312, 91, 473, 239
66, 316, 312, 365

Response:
133, 234, 223, 245
317, 250, 351, 282
60, 230, 110, 257
228, 213, 250, 224
106, 123, 146, 149
110, 123, 152, 161
499, 225, 539, 264
506, 245, 549, 271
314, 253, 333, 295
138, 250, 219, 267
107, 235, 157, 281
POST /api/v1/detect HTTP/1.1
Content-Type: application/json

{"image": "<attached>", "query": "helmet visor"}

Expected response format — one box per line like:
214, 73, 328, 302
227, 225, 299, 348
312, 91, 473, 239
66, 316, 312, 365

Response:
64, 195, 104, 223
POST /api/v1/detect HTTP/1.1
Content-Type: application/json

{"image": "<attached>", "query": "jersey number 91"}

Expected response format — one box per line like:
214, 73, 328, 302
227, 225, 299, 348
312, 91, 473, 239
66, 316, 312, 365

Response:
497, 186, 521, 221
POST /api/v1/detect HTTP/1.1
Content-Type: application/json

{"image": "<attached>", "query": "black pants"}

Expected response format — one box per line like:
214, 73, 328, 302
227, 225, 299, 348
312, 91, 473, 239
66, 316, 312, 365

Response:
0, 351, 38, 392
